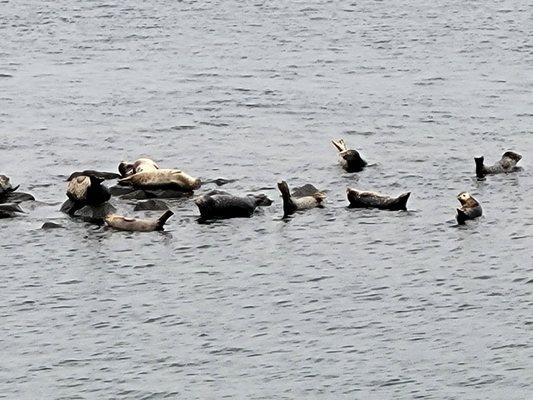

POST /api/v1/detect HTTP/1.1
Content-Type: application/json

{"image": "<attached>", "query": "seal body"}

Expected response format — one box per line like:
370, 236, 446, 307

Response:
456, 192, 482, 225
194, 192, 272, 219
105, 210, 173, 232
119, 158, 159, 177
277, 181, 326, 218
346, 188, 410, 210
118, 169, 201, 192
475, 151, 522, 179
332, 139, 367, 172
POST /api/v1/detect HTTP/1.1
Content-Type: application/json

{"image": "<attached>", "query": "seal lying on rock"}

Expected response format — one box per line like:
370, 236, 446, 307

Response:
0, 203, 24, 219
475, 151, 522, 179
456, 192, 482, 225
346, 188, 410, 211
331, 139, 367, 172
277, 181, 326, 218
105, 210, 174, 232
118, 158, 159, 177
194, 190, 272, 219
118, 169, 201, 192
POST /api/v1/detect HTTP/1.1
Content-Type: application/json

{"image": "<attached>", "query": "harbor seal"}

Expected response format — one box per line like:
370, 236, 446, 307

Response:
105, 210, 174, 232
346, 188, 410, 210
277, 181, 326, 218
0, 175, 19, 196
118, 169, 201, 192
194, 191, 272, 219
62, 171, 115, 217
331, 138, 367, 172
456, 192, 482, 225
118, 158, 159, 177
474, 151, 522, 179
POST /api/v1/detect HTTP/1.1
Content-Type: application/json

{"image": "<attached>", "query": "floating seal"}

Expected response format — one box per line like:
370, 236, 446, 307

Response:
346, 188, 410, 210
105, 210, 174, 232
118, 169, 201, 192
118, 158, 159, 177
194, 191, 272, 219
277, 180, 326, 218
332, 139, 367, 172
456, 192, 482, 225
0, 203, 24, 219
0, 175, 19, 196
474, 151, 522, 179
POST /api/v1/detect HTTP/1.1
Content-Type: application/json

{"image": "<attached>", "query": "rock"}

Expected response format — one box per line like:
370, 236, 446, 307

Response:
74, 203, 116, 223
119, 188, 192, 200
134, 199, 169, 211
1, 191, 35, 203
41, 222, 63, 229
108, 185, 136, 196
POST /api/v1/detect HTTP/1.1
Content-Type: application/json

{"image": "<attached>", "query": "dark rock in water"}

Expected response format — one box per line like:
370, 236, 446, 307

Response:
134, 199, 169, 211
1, 192, 35, 203
210, 178, 238, 186
121, 190, 150, 200
291, 184, 321, 198
60, 199, 76, 214
41, 222, 63, 229
109, 185, 136, 196
120, 188, 192, 200
74, 203, 116, 223
0, 203, 24, 213
0, 211, 18, 218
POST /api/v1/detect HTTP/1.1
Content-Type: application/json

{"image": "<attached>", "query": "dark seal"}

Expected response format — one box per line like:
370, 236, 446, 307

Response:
474, 151, 522, 179
194, 190, 272, 219
346, 188, 410, 211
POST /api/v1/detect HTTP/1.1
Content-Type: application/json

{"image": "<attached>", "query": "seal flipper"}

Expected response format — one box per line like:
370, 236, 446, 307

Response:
474, 156, 485, 179
456, 208, 467, 225
332, 139, 348, 152
156, 210, 174, 230
394, 192, 410, 211
277, 180, 295, 218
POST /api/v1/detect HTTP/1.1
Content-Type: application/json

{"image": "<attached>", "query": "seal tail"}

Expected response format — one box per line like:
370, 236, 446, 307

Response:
332, 139, 348, 152
474, 156, 485, 179
395, 192, 410, 211
456, 208, 467, 225
156, 210, 174, 230
7, 184, 20, 193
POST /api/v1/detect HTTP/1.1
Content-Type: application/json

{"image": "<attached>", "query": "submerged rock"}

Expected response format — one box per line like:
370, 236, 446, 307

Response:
41, 222, 63, 229
133, 199, 169, 211
109, 185, 193, 200
60, 199, 116, 223
0, 203, 24, 219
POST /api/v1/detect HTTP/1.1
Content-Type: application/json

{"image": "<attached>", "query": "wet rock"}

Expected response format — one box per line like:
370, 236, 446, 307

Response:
134, 199, 169, 211
108, 185, 136, 196
292, 184, 322, 198
41, 222, 63, 229
119, 188, 192, 200
1, 191, 35, 203
74, 203, 116, 223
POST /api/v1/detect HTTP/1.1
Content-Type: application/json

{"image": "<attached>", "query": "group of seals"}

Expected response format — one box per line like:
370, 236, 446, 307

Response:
1, 144, 524, 229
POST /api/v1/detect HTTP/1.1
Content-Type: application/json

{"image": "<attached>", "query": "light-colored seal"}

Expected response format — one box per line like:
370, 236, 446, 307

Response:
194, 190, 272, 219
332, 138, 367, 172
474, 151, 522, 179
456, 192, 482, 225
118, 169, 201, 192
346, 188, 410, 210
277, 181, 326, 218
62, 171, 115, 216
105, 210, 174, 232
119, 158, 159, 177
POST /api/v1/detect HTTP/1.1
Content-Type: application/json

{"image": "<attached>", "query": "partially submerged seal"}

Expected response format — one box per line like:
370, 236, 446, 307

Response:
105, 210, 174, 232
456, 192, 482, 225
331, 139, 367, 172
118, 169, 201, 192
194, 190, 272, 219
277, 181, 326, 218
474, 151, 522, 179
118, 158, 159, 177
346, 188, 410, 210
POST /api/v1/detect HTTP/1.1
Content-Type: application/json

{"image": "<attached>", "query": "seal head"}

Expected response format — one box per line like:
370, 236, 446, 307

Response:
332, 139, 367, 172
456, 192, 482, 225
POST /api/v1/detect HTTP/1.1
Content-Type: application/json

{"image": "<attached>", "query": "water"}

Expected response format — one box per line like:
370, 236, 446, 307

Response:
1, 1, 532, 398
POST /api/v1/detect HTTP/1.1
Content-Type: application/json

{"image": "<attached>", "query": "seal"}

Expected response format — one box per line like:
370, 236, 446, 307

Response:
0, 203, 24, 219
331, 139, 367, 172
346, 188, 410, 210
474, 151, 522, 179
0, 174, 35, 203
0, 175, 19, 196
277, 180, 326, 218
105, 210, 174, 232
456, 192, 482, 225
194, 190, 272, 219
62, 171, 114, 216
118, 169, 201, 192
118, 158, 159, 177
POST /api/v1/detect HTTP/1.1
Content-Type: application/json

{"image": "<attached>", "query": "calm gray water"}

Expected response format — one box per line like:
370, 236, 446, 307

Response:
1, 1, 532, 398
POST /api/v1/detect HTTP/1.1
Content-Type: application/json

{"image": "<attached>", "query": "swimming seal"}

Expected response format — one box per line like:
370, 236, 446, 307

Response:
456, 192, 482, 225
331, 139, 367, 172
118, 158, 159, 177
277, 181, 326, 218
118, 169, 201, 192
0, 203, 24, 218
474, 151, 522, 179
105, 210, 174, 232
346, 188, 410, 210
194, 190, 272, 219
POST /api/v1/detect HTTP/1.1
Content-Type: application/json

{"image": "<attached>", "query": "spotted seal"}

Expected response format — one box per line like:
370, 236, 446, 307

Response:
456, 192, 482, 225
194, 190, 272, 219
474, 151, 522, 179
62, 171, 116, 217
331, 138, 367, 172
277, 181, 326, 218
105, 210, 174, 232
118, 158, 159, 177
346, 188, 410, 210
118, 169, 201, 192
